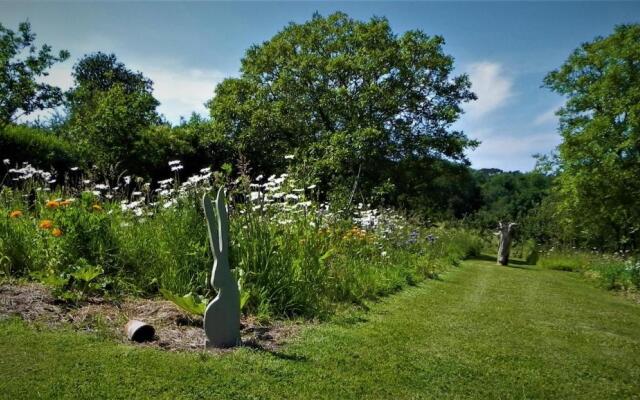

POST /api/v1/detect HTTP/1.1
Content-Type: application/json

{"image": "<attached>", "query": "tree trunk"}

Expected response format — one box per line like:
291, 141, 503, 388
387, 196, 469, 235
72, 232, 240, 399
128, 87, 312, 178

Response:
497, 222, 517, 265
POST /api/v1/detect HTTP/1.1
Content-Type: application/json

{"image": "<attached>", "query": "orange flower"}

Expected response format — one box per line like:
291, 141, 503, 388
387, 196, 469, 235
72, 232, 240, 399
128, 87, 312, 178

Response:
60, 200, 73, 207
39, 219, 54, 230
343, 227, 366, 240
51, 228, 63, 237
9, 210, 23, 218
92, 204, 103, 211
45, 200, 60, 209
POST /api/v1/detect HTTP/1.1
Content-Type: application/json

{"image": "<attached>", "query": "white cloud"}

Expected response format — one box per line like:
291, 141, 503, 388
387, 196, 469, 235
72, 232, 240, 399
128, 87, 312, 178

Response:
468, 131, 561, 171
464, 61, 513, 120
533, 104, 562, 126
42, 62, 75, 91
20, 59, 231, 124
134, 64, 228, 123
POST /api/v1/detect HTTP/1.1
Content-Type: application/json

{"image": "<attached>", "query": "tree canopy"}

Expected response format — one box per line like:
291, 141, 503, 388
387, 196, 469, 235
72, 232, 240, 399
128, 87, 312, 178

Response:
0, 21, 69, 127
64, 52, 160, 173
472, 169, 552, 231
209, 12, 477, 202
544, 24, 640, 250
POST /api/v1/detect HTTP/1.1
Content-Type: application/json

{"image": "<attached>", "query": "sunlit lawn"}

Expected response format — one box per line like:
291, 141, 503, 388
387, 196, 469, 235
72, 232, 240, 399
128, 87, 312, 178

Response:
1, 259, 639, 399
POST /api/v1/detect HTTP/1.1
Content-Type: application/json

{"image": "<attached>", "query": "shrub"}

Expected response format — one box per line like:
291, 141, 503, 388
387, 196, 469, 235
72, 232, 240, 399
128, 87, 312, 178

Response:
0, 125, 83, 174
538, 249, 639, 291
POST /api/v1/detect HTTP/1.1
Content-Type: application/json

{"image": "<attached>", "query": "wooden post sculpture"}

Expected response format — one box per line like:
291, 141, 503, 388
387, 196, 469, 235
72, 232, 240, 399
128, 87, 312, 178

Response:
496, 222, 517, 266
202, 188, 240, 348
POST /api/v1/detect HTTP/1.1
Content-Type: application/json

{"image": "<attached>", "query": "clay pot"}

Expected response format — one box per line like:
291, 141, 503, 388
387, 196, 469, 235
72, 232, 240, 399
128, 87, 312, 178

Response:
125, 320, 155, 342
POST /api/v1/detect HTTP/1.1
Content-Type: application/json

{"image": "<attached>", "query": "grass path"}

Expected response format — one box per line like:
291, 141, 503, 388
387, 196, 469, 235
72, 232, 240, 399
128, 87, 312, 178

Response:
1, 259, 639, 399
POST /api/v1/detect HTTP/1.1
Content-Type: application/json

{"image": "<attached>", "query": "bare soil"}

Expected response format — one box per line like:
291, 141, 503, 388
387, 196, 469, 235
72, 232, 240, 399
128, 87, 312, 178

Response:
0, 283, 301, 352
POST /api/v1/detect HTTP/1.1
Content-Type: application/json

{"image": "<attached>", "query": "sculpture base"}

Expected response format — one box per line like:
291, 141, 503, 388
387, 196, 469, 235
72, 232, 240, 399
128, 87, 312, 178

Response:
205, 338, 240, 349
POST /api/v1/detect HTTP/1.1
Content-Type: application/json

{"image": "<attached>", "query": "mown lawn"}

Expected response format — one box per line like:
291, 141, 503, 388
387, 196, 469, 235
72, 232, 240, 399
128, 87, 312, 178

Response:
1, 259, 639, 399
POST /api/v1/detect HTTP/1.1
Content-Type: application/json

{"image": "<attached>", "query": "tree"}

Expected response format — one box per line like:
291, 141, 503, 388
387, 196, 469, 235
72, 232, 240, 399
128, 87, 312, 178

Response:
393, 158, 482, 219
68, 52, 154, 98
472, 169, 552, 231
209, 12, 477, 203
65, 52, 160, 173
0, 21, 69, 127
544, 24, 640, 250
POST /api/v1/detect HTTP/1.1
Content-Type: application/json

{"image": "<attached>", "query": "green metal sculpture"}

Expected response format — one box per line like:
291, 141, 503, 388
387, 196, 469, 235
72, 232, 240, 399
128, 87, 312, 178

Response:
202, 188, 240, 348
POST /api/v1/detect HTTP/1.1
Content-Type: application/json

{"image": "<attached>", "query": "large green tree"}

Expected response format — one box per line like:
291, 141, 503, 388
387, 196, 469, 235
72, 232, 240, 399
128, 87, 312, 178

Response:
65, 52, 160, 173
0, 21, 69, 128
209, 12, 477, 202
544, 24, 640, 249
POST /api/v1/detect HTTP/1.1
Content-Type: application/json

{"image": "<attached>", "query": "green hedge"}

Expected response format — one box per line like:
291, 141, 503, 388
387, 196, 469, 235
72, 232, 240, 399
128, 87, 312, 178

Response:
0, 125, 83, 172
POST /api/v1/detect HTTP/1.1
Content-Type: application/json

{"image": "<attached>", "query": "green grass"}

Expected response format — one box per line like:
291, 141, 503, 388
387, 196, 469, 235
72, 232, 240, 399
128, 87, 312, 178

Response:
1, 259, 639, 399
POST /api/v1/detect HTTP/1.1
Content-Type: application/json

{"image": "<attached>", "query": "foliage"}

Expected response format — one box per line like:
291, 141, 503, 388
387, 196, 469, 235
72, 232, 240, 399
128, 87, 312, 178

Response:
0, 124, 83, 179
523, 240, 539, 265
2, 14, 487, 220
141, 115, 234, 181
0, 21, 70, 127
539, 249, 639, 291
160, 289, 208, 316
209, 12, 477, 203
30, 258, 105, 302
0, 160, 482, 319
543, 24, 640, 251
64, 52, 160, 173
392, 158, 482, 219
471, 169, 552, 232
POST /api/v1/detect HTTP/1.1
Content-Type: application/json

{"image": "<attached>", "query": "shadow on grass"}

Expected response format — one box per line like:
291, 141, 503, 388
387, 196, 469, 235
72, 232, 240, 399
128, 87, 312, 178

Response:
473, 253, 533, 268
334, 315, 369, 326
242, 340, 308, 362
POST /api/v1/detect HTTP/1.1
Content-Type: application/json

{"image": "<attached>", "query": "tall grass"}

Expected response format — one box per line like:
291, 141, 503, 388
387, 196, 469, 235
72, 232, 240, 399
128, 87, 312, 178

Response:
539, 249, 640, 291
1, 161, 483, 318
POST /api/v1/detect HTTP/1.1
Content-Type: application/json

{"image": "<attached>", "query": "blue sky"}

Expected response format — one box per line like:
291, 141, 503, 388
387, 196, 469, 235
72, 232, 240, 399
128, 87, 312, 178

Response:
3, 1, 639, 171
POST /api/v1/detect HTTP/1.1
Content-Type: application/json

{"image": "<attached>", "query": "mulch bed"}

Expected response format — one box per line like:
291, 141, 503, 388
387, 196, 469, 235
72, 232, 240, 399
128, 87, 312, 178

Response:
0, 283, 301, 352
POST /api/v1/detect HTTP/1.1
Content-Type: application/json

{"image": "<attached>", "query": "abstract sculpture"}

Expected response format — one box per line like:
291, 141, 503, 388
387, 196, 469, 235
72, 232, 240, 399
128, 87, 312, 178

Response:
496, 221, 517, 266
202, 188, 240, 348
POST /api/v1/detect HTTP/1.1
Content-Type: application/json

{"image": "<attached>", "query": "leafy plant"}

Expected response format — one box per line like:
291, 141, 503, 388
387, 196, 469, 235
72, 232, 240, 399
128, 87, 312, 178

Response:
30, 269, 69, 291
160, 289, 208, 316
29, 258, 104, 302
71, 265, 103, 282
